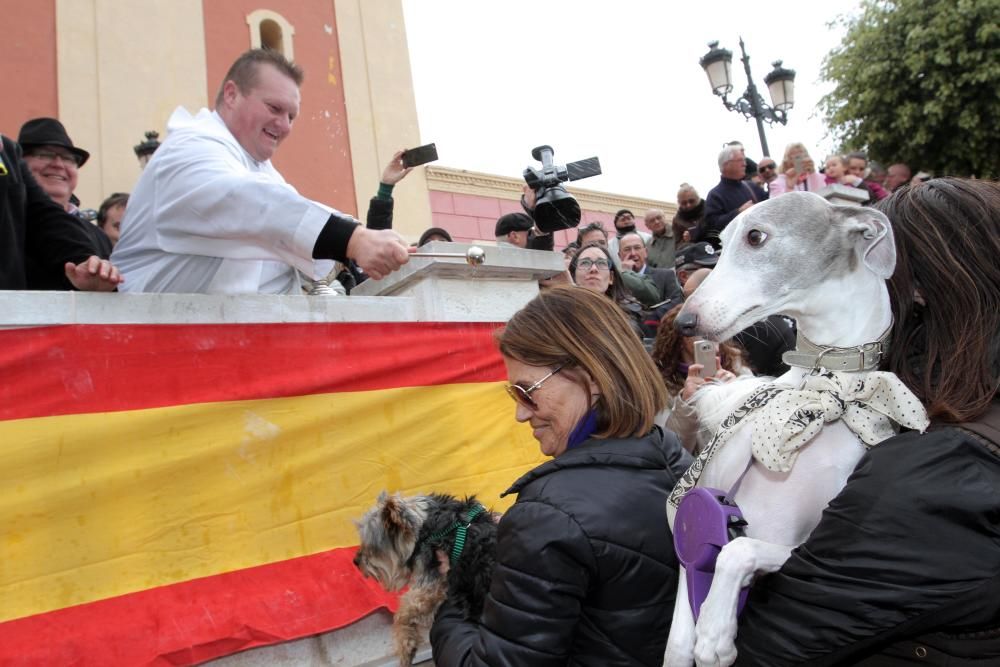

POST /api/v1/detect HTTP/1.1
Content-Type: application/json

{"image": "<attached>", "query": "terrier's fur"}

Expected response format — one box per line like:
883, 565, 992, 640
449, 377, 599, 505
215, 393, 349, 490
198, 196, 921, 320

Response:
353, 492, 497, 666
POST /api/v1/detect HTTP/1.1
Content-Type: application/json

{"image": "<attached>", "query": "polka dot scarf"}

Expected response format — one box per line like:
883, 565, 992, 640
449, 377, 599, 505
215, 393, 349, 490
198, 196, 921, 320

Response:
668, 368, 929, 512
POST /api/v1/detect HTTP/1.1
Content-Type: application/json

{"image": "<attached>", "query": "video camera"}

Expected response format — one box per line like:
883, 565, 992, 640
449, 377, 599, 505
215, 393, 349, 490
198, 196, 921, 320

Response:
522, 145, 601, 233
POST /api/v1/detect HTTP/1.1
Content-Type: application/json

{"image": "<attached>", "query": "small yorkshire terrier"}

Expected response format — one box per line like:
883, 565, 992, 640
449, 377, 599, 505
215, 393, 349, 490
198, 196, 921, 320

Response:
353, 491, 498, 667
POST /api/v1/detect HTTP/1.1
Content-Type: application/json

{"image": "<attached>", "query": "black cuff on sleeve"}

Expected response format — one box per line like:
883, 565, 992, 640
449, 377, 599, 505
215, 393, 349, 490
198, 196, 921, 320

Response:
312, 213, 360, 262
366, 197, 394, 230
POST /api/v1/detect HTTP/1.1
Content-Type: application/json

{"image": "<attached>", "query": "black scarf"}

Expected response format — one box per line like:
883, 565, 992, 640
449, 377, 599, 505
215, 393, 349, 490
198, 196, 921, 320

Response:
675, 199, 705, 222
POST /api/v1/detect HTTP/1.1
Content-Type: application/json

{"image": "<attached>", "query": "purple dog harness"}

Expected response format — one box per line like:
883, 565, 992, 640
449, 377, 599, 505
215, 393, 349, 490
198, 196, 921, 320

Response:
673, 486, 749, 620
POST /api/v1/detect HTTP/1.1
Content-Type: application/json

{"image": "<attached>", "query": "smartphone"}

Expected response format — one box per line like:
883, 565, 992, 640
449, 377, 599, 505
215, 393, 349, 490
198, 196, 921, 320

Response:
793, 155, 805, 176
401, 143, 438, 168
693, 340, 717, 379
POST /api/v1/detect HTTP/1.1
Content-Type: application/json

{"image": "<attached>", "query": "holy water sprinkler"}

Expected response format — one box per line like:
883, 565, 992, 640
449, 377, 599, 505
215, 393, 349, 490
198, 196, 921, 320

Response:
411, 246, 486, 266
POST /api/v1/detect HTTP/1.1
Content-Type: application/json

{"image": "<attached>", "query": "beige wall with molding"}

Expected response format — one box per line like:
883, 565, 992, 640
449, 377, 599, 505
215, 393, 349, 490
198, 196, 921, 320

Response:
335, 0, 432, 240
56, 0, 208, 209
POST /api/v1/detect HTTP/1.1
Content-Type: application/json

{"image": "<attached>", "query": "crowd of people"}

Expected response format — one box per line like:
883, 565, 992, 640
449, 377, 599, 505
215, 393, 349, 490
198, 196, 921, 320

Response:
3, 46, 998, 666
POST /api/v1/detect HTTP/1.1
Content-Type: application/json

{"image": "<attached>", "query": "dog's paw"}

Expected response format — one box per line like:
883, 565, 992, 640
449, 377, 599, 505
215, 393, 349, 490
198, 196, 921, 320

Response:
663, 640, 695, 667
693, 615, 738, 667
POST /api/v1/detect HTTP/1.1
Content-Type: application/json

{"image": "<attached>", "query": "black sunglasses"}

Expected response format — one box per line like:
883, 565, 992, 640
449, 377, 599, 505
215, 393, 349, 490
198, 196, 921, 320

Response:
759, 164, 776, 171
505, 364, 565, 410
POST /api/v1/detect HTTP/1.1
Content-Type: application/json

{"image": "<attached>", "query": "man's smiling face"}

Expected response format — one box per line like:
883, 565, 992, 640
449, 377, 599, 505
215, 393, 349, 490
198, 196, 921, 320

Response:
222, 63, 300, 162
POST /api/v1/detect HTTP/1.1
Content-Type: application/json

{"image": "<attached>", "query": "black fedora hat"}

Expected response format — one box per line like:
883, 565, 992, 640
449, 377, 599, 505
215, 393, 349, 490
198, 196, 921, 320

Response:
18, 117, 90, 167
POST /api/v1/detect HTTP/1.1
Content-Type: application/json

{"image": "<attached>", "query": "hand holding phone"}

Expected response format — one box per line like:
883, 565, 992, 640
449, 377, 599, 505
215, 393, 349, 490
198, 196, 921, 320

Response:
693, 340, 717, 379
401, 143, 438, 169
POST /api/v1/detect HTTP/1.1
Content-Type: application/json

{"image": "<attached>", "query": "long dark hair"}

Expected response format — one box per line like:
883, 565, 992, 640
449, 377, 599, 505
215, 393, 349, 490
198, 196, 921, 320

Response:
878, 178, 1000, 422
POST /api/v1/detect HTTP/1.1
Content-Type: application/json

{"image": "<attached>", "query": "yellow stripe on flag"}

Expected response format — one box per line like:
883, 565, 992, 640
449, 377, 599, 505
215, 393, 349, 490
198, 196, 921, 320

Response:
0, 382, 542, 623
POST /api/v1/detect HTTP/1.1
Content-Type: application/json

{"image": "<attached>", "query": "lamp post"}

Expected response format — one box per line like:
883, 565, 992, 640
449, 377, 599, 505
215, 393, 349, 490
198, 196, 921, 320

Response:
133, 131, 161, 168
699, 38, 795, 158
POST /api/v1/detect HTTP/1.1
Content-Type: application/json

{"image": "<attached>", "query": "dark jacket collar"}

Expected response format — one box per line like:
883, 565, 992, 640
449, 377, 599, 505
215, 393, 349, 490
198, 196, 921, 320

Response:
502, 428, 671, 497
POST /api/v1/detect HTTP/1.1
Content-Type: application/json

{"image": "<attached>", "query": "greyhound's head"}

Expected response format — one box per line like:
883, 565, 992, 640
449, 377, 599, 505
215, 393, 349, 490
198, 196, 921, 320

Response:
676, 192, 895, 342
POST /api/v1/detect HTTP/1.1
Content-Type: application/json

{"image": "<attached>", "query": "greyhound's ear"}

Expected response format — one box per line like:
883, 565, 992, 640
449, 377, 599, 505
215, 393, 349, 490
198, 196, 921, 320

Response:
837, 206, 896, 279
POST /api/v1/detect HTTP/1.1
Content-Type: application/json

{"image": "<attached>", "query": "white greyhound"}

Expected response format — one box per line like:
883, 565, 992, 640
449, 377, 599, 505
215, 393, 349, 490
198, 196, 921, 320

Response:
663, 192, 929, 667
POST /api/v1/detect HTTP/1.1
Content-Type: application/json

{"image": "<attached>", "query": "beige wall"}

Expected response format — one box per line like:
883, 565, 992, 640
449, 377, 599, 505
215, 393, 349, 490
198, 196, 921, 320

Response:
335, 0, 432, 240
56, 0, 208, 209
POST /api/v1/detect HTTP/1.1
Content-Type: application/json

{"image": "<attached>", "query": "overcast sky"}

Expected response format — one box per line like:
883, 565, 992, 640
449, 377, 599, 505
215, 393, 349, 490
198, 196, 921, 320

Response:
400, 1, 861, 204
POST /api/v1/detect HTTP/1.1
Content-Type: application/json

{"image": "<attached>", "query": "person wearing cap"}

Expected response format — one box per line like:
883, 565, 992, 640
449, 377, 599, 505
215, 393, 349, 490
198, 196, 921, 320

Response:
494, 212, 553, 251
112, 48, 409, 294
417, 227, 453, 247
0, 132, 122, 291
18, 118, 113, 271
673, 241, 719, 287
18, 118, 91, 214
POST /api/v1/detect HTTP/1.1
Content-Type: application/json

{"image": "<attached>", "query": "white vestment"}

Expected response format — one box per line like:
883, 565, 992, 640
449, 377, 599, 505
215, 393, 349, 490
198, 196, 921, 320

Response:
112, 107, 339, 294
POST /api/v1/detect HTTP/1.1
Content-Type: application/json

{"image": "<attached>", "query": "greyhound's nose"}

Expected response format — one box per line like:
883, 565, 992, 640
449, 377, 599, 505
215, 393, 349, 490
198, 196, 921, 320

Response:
353, 552, 362, 568
675, 311, 698, 336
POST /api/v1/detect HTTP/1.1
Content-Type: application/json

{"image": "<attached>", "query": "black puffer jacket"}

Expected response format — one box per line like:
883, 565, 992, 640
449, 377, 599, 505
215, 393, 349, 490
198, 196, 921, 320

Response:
0, 135, 98, 290
734, 407, 1000, 666
431, 428, 692, 666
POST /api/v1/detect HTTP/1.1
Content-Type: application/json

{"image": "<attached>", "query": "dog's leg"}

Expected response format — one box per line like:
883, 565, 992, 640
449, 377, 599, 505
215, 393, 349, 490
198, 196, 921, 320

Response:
693, 538, 792, 667
664, 567, 696, 667
393, 589, 424, 667
393, 582, 447, 667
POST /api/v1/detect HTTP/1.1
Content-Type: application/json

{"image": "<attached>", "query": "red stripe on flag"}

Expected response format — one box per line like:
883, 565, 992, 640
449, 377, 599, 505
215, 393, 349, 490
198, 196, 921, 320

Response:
0, 546, 397, 667
0, 322, 506, 421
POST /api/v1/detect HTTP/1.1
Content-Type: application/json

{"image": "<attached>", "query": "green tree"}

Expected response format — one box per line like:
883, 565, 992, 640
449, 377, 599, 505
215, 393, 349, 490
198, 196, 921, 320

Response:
821, 0, 1000, 178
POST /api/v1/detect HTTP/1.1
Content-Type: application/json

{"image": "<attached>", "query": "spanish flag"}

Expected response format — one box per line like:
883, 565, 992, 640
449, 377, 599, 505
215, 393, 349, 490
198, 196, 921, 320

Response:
0, 321, 543, 665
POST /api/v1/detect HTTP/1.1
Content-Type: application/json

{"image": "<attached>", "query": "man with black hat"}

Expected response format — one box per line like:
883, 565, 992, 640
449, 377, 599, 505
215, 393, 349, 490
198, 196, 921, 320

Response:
18, 118, 113, 267
494, 212, 553, 251
0, 132, 122, 291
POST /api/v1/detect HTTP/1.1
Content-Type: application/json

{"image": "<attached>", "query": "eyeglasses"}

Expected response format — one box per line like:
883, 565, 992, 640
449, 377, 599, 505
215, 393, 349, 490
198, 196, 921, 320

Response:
576, 258, 610, 271
27, 149, 81, 167
505, 364, 565, 410
759, 164, 776, 171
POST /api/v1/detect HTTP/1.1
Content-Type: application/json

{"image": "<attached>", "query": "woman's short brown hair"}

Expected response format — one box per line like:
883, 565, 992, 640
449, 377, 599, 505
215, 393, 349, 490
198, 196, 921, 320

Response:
878, 177, 1000, 422
496, 285, 667, 438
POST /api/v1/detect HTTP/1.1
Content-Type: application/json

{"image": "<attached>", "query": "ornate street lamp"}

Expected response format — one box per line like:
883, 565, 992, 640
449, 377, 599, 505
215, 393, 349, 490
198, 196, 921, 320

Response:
133, 131, 161, 168
699, 38, 795, 157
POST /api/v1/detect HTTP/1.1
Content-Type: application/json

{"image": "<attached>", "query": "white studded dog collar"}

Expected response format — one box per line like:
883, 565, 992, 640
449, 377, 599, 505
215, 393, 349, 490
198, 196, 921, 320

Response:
781, 327, 891, 372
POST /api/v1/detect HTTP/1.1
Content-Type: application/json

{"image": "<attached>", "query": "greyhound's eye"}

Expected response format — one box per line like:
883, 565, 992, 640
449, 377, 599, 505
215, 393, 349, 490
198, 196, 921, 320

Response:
747, 229, 768, 247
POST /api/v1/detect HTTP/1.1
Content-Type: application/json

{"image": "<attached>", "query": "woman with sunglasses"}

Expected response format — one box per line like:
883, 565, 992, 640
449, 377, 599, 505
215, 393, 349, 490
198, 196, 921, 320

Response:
431, 285, 691, 666
569, 242, 650, 338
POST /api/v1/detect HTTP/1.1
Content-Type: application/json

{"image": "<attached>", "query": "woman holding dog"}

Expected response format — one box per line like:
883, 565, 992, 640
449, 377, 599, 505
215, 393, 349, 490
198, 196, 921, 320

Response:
430, 285, 691, 666
733, 178, 1000, 665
